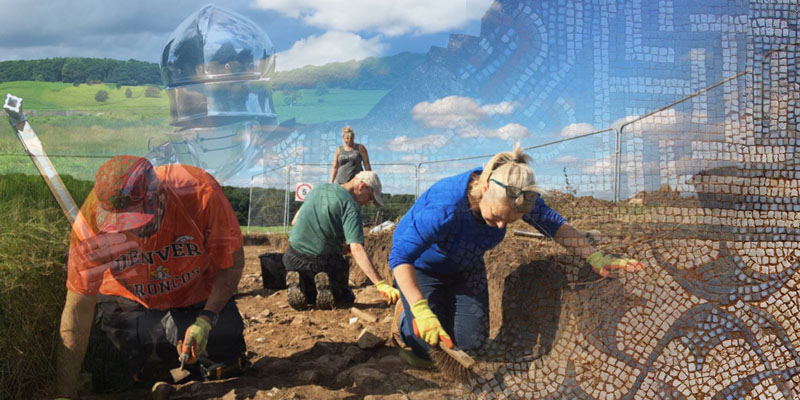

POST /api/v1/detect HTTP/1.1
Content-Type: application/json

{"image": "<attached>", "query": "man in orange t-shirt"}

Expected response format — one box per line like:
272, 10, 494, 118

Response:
55, 156, 246, 398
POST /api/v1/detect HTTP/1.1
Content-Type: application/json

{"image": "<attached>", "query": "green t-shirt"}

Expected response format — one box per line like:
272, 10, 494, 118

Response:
289, 183, 364, 256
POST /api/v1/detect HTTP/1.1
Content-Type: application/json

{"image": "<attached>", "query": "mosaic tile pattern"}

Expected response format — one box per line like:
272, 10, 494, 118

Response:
418, 1, 800, 399
250, 2, 799, 397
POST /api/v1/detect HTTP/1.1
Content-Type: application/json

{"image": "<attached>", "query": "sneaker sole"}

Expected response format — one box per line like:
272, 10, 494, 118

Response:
314, 272, 334, 309
286, 271, 308, 310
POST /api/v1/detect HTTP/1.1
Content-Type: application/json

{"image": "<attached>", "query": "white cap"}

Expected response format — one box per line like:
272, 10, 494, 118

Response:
355, 171, 383, 207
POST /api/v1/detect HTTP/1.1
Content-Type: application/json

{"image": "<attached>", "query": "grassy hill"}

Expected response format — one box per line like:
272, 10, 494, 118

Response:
0, 81, 388, 179
0, 81, 168, 112
0, 81, 388, 123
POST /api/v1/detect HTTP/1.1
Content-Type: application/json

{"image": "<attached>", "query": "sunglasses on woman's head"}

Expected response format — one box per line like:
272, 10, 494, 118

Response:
490, 178, 540, 202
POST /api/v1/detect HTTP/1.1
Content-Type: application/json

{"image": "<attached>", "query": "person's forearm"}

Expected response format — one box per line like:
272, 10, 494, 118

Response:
56, 291, 97, 399
554, 223, 596, 259
350, 243, 382, 284
360, 147, 371, 171
392, 263, 424, 304
204, 247, 244, 314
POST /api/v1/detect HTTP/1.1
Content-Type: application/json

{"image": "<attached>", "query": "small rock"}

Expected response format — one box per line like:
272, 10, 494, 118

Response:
260, 309, 272, 318
342, 345, 369, 363
307, 354, 350, 371
180, 381, 204, 394
364, 394, 409, 400
378, 355, 404, 366
259, 358, 294, 374
350, 367, 386, 387
297, 369, 318, 383
151, 381, 173, 400
350, 307, 378, 323
357, 327, 384, 349
291, 315, 309, 326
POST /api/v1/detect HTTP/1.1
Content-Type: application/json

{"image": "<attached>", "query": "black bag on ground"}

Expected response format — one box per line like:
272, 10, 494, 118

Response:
259, 252, 287, 289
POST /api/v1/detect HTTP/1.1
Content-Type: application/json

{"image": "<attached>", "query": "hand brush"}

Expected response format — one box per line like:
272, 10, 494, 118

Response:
429, 341, 480, 384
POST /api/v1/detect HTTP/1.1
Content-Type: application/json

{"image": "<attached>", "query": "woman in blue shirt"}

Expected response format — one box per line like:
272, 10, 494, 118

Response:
389, 145, 643, 362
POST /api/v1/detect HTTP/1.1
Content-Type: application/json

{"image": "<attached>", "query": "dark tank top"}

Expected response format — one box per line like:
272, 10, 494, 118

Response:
334, 144, 364, 183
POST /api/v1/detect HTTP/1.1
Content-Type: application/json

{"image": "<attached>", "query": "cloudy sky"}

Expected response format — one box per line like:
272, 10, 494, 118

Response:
0, 0, 493, 70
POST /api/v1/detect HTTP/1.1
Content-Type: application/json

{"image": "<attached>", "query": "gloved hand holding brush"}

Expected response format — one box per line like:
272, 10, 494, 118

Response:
410, 299, 453, 348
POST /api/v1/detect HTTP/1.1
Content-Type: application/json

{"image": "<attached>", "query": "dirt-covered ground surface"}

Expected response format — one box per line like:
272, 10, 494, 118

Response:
82, 232, 466, 400
81, 193, 661, 400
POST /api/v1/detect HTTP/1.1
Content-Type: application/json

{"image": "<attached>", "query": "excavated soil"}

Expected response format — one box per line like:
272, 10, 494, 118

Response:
82, 197, 641, 400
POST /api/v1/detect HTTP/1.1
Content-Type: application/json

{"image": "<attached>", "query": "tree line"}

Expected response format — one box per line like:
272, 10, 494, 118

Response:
0, 58, 161, 86
0, 52, 425, 90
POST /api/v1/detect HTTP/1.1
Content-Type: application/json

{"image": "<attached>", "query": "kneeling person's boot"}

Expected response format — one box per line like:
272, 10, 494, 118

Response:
314, 272, 334, 309
286, 271, 308, 310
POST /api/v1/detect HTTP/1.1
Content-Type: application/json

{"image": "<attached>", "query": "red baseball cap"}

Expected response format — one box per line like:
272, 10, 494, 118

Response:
94, 156, 159, 233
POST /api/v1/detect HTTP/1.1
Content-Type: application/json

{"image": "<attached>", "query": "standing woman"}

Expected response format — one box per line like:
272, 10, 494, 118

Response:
330, 126, 371, 184
389, 144, 643, 364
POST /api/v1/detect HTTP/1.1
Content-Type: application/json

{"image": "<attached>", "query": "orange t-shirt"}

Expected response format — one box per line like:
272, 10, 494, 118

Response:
66, 164, 243, 310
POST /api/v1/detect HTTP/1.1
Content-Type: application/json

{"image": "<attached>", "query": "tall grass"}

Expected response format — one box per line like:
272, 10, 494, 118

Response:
0, 173, 91, 399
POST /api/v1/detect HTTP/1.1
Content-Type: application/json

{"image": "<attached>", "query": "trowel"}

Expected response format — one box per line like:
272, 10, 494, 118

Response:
169, 339, 193, 382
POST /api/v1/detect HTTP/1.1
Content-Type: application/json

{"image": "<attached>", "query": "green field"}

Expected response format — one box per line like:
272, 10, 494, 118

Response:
0, 81, 387, 123
0, 81, 388, 179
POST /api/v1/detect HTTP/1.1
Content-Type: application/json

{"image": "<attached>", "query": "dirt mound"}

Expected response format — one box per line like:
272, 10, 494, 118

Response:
349, 229, 394, 286
243, 233, 289, 249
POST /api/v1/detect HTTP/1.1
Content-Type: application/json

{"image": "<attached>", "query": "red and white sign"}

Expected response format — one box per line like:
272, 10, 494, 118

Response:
295, 183, 313, 201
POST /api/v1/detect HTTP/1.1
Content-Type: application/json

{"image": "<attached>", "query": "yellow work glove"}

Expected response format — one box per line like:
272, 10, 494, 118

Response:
375, 280, 400, 304
179, 317, 212, 363
410, 299, 453, 348
587, 250, 644, 277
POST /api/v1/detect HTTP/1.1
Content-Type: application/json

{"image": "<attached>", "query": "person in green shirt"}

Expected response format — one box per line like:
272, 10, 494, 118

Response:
283, 171, 400, 309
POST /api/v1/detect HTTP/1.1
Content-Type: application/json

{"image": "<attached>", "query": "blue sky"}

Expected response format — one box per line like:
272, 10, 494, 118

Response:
1, 0, 784, 200
0, 0, 493, 71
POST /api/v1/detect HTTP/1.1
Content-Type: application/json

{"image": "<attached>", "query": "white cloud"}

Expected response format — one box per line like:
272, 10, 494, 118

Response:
480, 101, 517, 115
276, 31, 385, 71
559, 122, 596, 137
252, 0, 494, 36
581, 160, 614, 174
455, 123, 530, 141
386, 134, 449, 152
488, 123, 529, 141
555, 155, 579, 163
412, 96, 518, 129
412, 96, 487, 128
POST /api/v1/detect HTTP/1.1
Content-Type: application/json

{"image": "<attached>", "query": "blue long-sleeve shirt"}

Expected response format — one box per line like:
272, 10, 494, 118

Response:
389, 167, 567, 274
